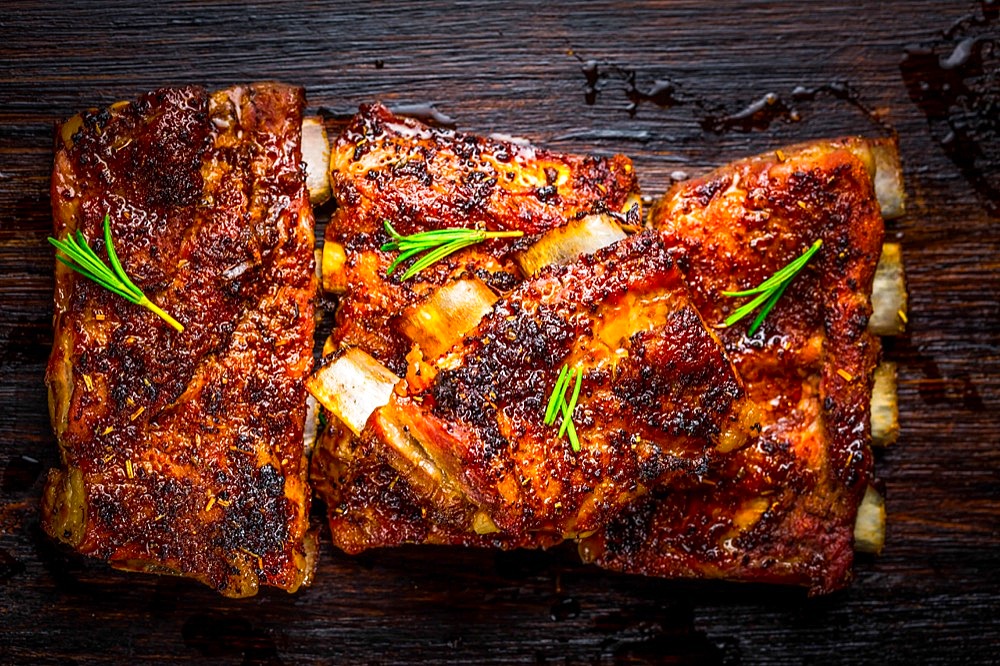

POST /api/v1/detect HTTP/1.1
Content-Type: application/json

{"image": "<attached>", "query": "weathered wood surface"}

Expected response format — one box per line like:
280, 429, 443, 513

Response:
1, 1, 998, 663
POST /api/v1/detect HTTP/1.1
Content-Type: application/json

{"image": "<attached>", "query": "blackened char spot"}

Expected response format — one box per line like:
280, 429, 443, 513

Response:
601, 497, 657, 558
476, 268, 520, 293
536, 185, 558, 202
432, 303, 574, 428
220, 467, 290, 557
392, 158, 433, 186
692, 177, 729, 207
459, 170, 498, 213
259, 464, 285, 498
452, 134, 481, 160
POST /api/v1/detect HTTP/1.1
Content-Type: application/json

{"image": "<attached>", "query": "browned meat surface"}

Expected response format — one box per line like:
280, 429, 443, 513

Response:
367, 232, 755, 542
323, 102, 640, 375
314, 107, 886, 592
43, 83, 317, 597
311, 416, 520, 554
582, 138, 885, 594
314, 104, 643, 552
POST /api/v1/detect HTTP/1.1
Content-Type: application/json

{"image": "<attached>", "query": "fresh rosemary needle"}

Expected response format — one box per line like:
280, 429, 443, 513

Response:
544, 363, 584, 452
48, 214, 184, 332
381, 220, 524, 280
722, 238, 822, 336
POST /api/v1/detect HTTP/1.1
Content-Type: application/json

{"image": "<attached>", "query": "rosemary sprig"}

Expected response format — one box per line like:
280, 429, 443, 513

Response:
48, 214, 184, 332
722, 238, 822, 336
544, 363, 584, 452
381, 220, 524, 280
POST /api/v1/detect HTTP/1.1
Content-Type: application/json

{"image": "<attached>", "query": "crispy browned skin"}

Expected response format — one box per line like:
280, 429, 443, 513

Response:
325, 102, 640, 375
583, 139, 885, 594
368, 232, 754, 542
314, 104, 642, 552
43, 84, 317, 597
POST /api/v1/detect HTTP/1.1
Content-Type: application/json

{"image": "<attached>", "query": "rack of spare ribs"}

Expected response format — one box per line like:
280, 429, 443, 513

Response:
44, 88, 906, 597
308, 104, 905, 595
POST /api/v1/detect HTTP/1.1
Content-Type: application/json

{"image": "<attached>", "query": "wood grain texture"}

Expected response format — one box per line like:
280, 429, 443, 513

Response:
1, 1, 998, 663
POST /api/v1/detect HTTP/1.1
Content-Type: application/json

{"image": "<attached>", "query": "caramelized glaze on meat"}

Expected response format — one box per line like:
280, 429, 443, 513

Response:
367, 232, 754, 541
324, 102, 640, 375
313, 104, 644, 552
582, 139, 885, 594
43, 84, 317, 597
311, 416, 522, 554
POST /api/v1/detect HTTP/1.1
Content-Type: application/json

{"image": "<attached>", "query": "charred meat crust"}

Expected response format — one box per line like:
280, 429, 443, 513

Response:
313, 103, 645, 551
324, 102, 640, 374
44, 83, 317, 597
314, 108, 886, 594
587, 139, 884, 594
382, 232, 751, 539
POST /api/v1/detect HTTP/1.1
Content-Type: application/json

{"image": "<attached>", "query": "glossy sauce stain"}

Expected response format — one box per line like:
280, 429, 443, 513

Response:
576, 56, 887, 133
900, 0, 999, 215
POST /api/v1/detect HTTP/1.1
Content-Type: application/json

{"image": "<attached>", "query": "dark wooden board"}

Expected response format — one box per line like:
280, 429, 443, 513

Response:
2, 1, 998, 663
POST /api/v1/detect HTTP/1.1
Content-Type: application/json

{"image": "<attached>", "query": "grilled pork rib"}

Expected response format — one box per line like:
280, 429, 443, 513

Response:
312, 107, 761, 552
368, 232, 755, 542
322, 102, 641, 375
313, 104, 651, 551
314, 106, 893, 592
582, 139, 887, 594
44, 84, 317, 597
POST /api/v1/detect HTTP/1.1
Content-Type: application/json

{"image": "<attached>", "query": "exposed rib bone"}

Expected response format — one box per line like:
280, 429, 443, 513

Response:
871, 362, 899, 447
306, 349, 399, 436
516, 213, 626, 276
853, 485, 886, 554
869, 243, 908, 336
398, 278, 498, 360
302, 117, 331, 205
869, 139, 905, 220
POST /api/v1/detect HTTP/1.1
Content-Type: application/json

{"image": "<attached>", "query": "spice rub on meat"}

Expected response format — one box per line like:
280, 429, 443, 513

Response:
312, 104, 644, 552
312, 104, 894, 593
368, 232, 756, 543
581, 138, 887, 594
321, 102, 641, 375
43, 83, 317, 597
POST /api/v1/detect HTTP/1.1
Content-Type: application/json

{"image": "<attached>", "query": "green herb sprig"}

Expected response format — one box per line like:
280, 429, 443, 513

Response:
722, 238, 822, 336
381, 221, 524, 280
544, 363, 584, 452
48, 214, 184, 332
